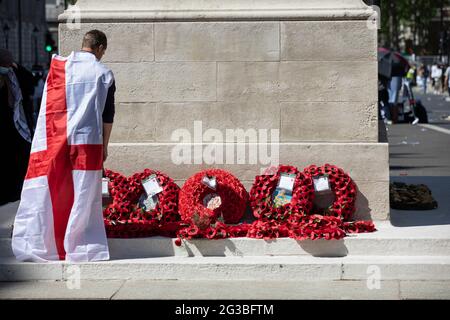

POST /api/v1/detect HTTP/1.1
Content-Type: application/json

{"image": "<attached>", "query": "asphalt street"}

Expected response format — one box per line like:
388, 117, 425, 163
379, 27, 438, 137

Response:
388, 90, 450, 177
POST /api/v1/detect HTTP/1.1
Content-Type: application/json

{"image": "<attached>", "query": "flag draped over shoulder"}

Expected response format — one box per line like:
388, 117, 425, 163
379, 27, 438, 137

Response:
12, 51, 114, 262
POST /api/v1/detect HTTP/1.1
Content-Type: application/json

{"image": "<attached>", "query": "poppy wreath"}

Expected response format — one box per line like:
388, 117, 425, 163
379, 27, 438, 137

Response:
244, 164, 376, 242
249, 165, 314, 221
103, 169, 133, 235
287, 214, 347, 240
103, 168, 181, 238
178, 169, 249, 227
302, 164, 356, 221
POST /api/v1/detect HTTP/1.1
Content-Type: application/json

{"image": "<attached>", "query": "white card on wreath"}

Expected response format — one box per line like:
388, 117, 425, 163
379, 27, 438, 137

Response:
102, 178, 109, 197
142, 174, 163, 197
202, 176, 217, 190
278, 173, 295, 192
139, 193, 159, 211
313, 175, 330, 192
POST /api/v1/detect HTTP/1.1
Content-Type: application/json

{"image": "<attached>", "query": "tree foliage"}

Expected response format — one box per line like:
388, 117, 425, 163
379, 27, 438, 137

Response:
379, 0, 449, 53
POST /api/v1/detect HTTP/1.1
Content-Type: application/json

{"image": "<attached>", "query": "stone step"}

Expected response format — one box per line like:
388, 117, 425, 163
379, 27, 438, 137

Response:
3, 279, 450, 300
2, 221, 450, 258
1, 255, 450, 282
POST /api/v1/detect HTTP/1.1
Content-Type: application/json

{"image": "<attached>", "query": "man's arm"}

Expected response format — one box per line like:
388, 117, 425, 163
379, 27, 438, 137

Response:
103, 123, 113, 162
102, 80, 116, 162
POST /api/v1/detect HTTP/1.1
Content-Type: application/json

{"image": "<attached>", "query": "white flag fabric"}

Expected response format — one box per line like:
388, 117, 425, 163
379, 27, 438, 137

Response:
12, 51, 114, 262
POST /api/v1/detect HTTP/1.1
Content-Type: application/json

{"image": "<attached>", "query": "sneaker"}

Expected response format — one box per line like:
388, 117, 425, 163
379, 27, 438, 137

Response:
412, 118, 419, 125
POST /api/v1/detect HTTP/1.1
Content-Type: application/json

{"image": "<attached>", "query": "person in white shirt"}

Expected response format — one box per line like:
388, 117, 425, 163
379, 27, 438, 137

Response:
445, 65, 450, 98
431, 64, 442, 94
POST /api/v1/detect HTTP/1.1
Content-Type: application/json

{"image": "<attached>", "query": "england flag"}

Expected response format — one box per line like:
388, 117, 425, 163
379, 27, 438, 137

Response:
12, 51, 113, 262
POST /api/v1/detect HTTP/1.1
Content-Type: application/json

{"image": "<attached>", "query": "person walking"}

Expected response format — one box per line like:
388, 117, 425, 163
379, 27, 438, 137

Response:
417, 64, 429, 95
445, 65, 450, 100
431, 64, 442, 94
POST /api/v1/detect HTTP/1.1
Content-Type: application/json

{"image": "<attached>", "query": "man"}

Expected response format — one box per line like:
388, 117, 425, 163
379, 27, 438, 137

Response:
422, 64, 429, 95
12, 30, 116, 262
388, 75, 402, 123
445, 64, 450, 99
431, 64, 442, 95
0, 49, 35, 205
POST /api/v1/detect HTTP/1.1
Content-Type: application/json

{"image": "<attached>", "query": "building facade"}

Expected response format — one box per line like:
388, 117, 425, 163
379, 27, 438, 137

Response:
0, 0, 48, 69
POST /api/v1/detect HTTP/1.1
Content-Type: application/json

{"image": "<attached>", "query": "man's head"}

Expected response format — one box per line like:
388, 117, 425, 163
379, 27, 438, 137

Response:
81, 30, 107, 60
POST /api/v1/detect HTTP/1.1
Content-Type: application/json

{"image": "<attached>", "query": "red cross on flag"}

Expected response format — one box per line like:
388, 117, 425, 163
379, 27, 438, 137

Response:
12, 52, 113, 262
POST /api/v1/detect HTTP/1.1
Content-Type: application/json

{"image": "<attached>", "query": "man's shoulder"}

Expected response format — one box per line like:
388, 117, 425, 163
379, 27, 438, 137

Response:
93, 60, 114, 84
70, 51, 114, 75
94, 60, 113, 74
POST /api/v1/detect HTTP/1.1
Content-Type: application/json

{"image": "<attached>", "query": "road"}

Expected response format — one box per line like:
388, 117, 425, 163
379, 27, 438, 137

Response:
388, 91, 450, 177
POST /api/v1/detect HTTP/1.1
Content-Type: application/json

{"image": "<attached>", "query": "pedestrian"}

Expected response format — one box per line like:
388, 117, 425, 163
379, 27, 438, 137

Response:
405, 64, 415, 86
431, 64, 437, 89
417, 64, 429, 95
12, 30, 116, 262
32, 70, 45, 125
388, 75, 402, 123
431, 63, 442, 94
378, 77, 392, 124
0, 49, 35, 205
441, 64, 448, 95
445, 64, 450, 100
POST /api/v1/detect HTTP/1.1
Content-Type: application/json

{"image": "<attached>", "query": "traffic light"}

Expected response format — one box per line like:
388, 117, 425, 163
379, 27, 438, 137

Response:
45, 32, 56, 53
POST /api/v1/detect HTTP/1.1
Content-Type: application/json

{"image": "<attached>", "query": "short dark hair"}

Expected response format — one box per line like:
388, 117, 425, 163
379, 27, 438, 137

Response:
82, 30, 107, 50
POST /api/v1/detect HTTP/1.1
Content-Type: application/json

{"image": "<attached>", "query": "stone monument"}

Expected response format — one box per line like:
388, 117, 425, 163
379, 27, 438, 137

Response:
59, 0, 388, 220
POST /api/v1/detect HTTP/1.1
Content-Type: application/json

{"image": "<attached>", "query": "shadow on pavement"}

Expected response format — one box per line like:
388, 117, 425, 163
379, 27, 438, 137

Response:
390, 165, 441, 170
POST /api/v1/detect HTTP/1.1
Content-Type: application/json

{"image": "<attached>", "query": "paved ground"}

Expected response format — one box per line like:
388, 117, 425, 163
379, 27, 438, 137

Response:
0, 279, 449, 300
388, 91, 450, 177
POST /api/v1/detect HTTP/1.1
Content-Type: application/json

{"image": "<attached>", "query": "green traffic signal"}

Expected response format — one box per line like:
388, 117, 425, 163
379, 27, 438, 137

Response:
45, 45, 53, 52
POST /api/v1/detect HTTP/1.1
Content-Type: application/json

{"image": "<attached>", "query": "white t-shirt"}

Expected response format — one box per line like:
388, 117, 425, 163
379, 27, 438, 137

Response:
431, 65, 442, 79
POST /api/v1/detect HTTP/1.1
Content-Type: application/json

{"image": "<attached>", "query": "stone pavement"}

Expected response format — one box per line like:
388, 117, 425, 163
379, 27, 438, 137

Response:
0, 279, 449, 300
388, 91, 450, 177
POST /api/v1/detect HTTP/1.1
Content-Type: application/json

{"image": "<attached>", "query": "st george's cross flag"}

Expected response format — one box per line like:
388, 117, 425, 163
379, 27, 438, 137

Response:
12, 51, 114, 262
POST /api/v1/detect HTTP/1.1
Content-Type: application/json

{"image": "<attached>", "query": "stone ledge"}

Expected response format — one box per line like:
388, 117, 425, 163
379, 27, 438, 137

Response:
105, 142, 389, 181
59, 0, 376, 22
2, 255, 450, 282
3, 223, 450, 259
6, 225, 450, 258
